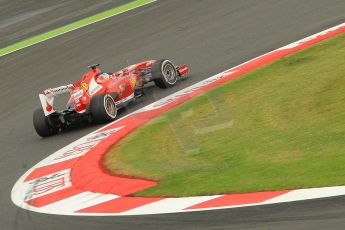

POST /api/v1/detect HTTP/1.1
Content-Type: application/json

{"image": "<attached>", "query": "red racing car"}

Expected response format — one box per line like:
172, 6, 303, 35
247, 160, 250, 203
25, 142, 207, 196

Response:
33, 59, 189, 137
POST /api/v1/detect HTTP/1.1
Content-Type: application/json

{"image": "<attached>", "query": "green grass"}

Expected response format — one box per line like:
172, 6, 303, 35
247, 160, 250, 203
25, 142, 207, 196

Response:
104, 33, 345, 197
0, 0, 155, 57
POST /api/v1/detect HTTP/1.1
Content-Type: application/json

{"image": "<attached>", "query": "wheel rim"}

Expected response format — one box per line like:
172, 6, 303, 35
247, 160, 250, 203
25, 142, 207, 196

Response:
104, 95, 117, 118
162, 62, 177, 84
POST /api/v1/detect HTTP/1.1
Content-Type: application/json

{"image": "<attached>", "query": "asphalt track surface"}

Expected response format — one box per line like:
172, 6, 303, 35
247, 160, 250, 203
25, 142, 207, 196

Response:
1, 0, 345, 229
0, 0, 131, 48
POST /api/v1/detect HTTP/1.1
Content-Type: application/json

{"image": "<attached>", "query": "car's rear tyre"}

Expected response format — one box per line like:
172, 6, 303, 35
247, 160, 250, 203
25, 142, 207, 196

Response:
152, 59, 178, 89
90, 93, 117, 123
33, 108, 57, 137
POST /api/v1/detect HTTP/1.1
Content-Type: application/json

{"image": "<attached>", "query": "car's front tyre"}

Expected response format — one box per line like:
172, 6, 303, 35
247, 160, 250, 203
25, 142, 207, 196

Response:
152, 59, 178, 89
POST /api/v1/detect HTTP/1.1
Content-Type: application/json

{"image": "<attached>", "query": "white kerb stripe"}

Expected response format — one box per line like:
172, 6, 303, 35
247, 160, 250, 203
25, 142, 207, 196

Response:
262, 186, 345, 204
41, 192, 120, 214
122, 195, 221, 215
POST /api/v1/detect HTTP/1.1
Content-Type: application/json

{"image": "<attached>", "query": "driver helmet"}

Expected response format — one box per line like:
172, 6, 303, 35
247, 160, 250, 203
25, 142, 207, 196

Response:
98, 72, 110, 79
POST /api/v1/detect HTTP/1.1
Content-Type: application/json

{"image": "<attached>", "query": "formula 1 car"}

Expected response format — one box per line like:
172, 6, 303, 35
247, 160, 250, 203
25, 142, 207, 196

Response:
33, 59, 189, 137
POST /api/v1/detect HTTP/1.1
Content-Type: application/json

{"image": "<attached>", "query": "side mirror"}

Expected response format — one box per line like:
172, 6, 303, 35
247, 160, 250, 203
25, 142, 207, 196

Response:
88, 64, 100, 70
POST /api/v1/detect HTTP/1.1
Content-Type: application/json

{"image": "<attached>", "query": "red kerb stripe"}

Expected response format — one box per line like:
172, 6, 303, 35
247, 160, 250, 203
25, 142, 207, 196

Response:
186, 190, 291, 209
76, 196, 163, 213
24, 157, 80, 182
25, 187, 82, 208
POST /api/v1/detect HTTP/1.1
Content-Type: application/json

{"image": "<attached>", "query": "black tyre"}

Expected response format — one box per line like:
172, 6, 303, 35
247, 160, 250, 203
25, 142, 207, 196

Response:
152, 59, 178, 89
33, 108, 57, 137
90, 93, 117, 123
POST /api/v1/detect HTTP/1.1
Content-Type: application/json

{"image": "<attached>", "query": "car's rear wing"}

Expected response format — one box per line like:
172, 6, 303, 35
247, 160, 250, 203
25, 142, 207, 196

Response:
39, 84, 73, 116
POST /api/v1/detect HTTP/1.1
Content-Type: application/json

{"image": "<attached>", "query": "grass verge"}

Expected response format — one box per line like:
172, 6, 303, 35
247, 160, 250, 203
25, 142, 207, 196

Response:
105, 32, 345, 197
